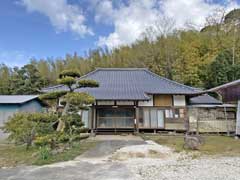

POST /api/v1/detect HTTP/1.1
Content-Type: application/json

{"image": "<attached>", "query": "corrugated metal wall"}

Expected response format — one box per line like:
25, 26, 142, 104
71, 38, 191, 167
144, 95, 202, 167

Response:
0, 100, 43, 139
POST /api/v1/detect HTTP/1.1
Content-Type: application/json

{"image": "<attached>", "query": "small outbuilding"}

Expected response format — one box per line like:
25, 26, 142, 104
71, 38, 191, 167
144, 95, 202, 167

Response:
0, 95, 44, 138
205, 80, 240, 135
188, 94, 236, 133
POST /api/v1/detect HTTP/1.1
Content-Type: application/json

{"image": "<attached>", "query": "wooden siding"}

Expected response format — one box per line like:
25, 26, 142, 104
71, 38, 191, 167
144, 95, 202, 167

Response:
154, 95, 173, 106
188, 107, 236, 132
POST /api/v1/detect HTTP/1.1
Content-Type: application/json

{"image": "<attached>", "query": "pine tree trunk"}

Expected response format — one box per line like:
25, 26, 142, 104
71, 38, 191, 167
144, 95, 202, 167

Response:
57, 101, 70, 131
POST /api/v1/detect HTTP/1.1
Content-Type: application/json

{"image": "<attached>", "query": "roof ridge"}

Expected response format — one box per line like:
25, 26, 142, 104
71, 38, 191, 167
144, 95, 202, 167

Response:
208, 79, 240, 91
0, 95, 39, 104
95, 68, 148, 71
144, 69, 199, 92
0, 95, 38, 97
42, 84, 64, 90
78, 69, 100, 79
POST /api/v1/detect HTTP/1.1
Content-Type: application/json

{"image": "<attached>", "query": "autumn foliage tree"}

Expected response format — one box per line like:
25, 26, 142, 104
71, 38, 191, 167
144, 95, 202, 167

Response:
0, 8, 240, 91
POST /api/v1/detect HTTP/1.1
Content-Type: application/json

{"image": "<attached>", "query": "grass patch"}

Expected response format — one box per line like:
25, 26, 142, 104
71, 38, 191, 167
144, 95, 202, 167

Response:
0, 140, 97, 167
141, 134, 240, 156
34, 140, 97, 165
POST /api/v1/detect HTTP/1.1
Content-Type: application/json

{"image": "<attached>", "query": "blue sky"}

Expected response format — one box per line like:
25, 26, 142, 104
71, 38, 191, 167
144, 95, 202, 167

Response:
0, 0, 239, 67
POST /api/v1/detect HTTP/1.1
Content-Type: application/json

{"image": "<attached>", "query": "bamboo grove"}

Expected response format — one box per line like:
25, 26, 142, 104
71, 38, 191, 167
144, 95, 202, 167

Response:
0, 9, 240, 95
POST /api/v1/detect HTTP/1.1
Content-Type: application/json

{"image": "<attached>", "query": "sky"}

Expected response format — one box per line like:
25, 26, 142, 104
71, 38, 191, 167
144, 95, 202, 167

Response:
0, 0, 240, 67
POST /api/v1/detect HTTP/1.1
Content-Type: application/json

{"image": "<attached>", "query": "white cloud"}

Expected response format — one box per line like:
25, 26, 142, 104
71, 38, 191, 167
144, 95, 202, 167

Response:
94, 0, 240, 48
20, 0, 93, 37
96, 0, 161, 48
160, 0, 240, 29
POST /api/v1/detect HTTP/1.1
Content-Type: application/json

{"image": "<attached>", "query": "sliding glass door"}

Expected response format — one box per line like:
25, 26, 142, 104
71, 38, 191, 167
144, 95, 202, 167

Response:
97, 108, 135, 128
139, 108, 165, 128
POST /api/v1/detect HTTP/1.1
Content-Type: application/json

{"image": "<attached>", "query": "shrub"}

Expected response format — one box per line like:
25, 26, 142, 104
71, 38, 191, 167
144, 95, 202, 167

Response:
57, 132, 70, 143
3, 112, 58, 149
34, 134, 55, 147
38, 146, 51, 160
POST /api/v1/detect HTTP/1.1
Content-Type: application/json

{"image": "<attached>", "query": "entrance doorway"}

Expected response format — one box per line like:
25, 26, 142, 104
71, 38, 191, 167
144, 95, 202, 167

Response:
97, 108, 135, 129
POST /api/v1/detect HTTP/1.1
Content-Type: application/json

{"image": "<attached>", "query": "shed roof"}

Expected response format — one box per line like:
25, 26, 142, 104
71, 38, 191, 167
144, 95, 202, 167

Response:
192, 79, 240, 102
0, 95, 39, 104
42, 68, 200, 100
189, 94, 222, 105
208, 79, 240, 92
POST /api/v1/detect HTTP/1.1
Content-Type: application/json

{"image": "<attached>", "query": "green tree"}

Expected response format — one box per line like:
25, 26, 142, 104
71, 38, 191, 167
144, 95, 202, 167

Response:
10, 64, 47, 95
0, 64, 11, 94
206, 49, 240, 88
3, 113, 58, 149
40, 70, 99, 133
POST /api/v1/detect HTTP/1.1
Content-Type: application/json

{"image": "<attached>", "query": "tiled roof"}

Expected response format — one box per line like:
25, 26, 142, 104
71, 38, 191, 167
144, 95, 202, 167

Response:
42, 68, 200, 100
0, 95, 39, 104
189, 94, 222, 105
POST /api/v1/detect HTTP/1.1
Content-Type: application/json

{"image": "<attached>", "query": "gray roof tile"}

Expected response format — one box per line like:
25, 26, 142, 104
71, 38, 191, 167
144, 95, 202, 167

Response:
42, 68, 200, 100
0, 95, 39, 104
189, 94, 222, 105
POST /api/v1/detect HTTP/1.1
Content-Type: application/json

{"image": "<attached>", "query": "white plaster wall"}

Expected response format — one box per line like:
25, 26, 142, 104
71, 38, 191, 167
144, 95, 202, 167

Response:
97, 101, 114, 105
139, 95, 153, 106
116, 101, 134, 105
173, 95, 186, 106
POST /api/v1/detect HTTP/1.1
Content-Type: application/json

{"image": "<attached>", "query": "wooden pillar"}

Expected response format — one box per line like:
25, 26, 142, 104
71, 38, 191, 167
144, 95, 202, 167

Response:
236, 100, 240, 136
135, 101, 139, 133
185, 107, 190, 134
90, 102, 97, 135
135, 107, 139, 133
93, 107, 97, 132
90, 105, 95, 135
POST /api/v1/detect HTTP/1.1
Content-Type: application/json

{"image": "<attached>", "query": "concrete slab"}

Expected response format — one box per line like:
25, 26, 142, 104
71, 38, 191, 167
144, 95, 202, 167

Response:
0, 137, 144, 180
90, 135, 143, 141
0, 161, 136, 180
79, 140, 145, 159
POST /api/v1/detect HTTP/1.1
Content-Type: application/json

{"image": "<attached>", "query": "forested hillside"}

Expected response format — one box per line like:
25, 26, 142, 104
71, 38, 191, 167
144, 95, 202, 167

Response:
0, 9, 240, 95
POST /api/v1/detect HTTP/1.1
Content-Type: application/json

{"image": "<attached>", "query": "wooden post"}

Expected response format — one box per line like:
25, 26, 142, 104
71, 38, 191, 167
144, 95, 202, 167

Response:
90, 105, 95, 135
90, 104, 97, 136
185, 108, 190, 135
196, 110, 199, 135
223, 105, 230, 136
236, 100, 240, 136
135, 107, 139, 133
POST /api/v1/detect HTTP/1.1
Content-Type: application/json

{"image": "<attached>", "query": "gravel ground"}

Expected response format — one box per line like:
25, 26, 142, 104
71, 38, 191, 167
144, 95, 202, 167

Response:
127, 156, 240, 180
1, 138, 240, 180
111, 140, 240, 180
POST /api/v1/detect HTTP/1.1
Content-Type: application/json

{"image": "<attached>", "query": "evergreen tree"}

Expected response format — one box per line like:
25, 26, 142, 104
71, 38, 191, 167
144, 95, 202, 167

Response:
206, 50, 240, 88
40, 70, 99, 133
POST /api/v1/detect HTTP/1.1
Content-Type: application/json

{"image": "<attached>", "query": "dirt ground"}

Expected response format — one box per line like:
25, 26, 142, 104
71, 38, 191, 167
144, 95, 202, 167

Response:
1, 135, 240, 180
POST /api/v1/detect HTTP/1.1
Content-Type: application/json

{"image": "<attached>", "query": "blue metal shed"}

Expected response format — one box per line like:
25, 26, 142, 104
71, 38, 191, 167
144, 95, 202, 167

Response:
0, 95, 44, 139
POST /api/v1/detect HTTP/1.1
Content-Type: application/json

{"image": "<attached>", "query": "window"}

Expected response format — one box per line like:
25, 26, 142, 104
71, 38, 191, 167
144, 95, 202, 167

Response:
165, 109, 173, 118
165, 108, 185, 119
139, 108, 164, 128
97, 108, 134, 128
150, 109, 158, 127
82, 110, 89, 128
179, 109, 185, 118
143, 109, 150, 127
